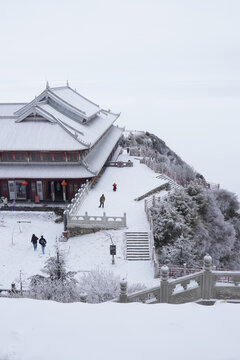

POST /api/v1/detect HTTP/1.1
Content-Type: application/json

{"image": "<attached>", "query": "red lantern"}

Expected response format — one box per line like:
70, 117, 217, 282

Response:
22, 181, 28, 186
61, 181, 67, 187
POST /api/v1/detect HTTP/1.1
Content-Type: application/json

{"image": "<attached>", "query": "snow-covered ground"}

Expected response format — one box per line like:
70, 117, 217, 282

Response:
1, 298, 240, 360
0, 154, 166, 288
0, 212, 63, 288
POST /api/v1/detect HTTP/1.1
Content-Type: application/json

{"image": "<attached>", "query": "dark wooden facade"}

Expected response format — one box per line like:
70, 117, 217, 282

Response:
0, 142, 118, 202
0, 178, 90, 202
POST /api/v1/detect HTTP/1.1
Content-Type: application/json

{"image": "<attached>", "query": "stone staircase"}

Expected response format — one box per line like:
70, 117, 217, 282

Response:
125, 231, 150, 261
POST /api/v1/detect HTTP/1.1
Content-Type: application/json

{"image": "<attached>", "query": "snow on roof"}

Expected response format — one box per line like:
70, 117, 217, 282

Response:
38, 103, 117, 148
0, 103, 26, 117
84, 125, 123, 175
0, 163, 92, 179
50, 86, 100, 118
0, 118, 86, 151
0, 85, 121, 152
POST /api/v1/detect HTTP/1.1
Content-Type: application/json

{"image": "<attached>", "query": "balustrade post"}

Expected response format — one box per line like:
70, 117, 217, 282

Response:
183, 263, 187, 276
153, 258, 159, 279
160, 265, 169, 303
123, 212, 127, 227
103, 212, 107, 225
63, 210, 69, 231
152, 245, 155, 261
119, 279, 128, 303
84, 212, 89, 224
202, 254, 213, 300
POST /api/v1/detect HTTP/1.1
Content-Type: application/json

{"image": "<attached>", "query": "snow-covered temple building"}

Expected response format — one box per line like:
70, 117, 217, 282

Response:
0, 83, 123, 202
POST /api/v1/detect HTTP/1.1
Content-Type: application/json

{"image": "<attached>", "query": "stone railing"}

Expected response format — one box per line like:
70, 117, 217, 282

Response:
134, 183, 170, 202
116, 255, 240, 304
106, 161, 133, 168
66, 211, 127, 230
63, 180, 94, 231
63, 179, 127, 235
144, 195, 162, 212
130, 147, 187, 187
67, 180, 92, 216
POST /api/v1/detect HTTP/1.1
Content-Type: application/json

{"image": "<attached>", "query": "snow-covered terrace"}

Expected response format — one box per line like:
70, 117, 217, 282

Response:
78, 153, 168, 230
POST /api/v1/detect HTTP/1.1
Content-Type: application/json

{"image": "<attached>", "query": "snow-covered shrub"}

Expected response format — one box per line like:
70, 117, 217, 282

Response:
29, 245, 80, 302
78, 268, 145, 303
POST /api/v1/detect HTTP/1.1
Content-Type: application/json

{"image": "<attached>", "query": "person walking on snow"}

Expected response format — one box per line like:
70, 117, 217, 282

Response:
39, 235, 47, 254
12, 199, 16, 211
99, 194, 105, 208
2, 197, 8, 207
112, 183, 117, 191
31, 234, 38, 251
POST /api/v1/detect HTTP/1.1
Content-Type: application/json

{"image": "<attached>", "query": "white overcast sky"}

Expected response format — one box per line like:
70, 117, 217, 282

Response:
0, 0, 240, 197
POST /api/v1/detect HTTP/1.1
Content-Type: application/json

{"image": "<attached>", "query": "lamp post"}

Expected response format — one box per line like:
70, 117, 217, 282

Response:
61, 180, 67, 202
22, 181, 28, 200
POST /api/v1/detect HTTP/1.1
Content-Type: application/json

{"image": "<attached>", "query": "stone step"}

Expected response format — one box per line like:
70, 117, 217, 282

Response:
127, 257, 150, 261
127, 238, 148, 240
125, 232, 148, 234
126, 234, 149, 236
127, 245, 149, 248
126, 240, 148, 242
127, 249, 149, 252
127, 242, 148, 248
125, 233, 148, 237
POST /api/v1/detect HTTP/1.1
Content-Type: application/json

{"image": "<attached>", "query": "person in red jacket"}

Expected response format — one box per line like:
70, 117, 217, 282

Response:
112, 183, 117, 191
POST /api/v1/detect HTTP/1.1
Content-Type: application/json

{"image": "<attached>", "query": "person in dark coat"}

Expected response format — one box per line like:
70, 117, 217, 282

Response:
31, 234, 38, 251
112, 183, 117, 191
99, 194, 105, 208
39, 235, 47, 254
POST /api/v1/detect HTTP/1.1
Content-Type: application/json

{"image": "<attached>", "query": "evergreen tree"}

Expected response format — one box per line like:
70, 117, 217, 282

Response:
29, 244, 79, 302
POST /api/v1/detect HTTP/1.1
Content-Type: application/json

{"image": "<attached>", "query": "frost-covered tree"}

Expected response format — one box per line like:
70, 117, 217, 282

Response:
78, 268, 145, 303
29, 244, 80, 302
120, 131, 202, 185
213, 189, 239, 220
152, 182, 240, 269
